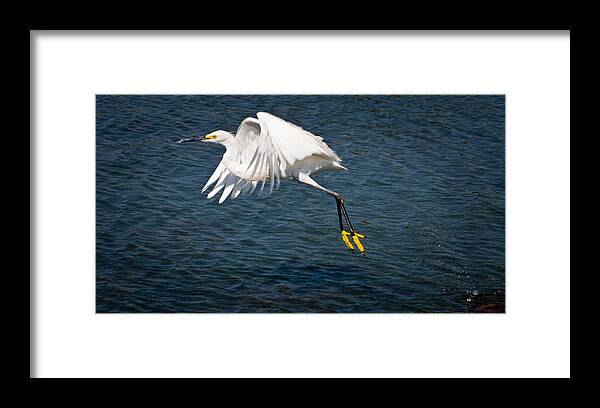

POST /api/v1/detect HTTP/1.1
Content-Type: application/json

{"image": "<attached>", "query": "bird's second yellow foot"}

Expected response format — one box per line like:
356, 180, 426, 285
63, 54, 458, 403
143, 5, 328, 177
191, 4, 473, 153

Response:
352, 232, 366, 256
341, 230, 355, 252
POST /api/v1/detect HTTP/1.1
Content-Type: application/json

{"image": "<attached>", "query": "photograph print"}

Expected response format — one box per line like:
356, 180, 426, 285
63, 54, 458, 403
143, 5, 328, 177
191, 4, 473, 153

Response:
96, 95, 505, 313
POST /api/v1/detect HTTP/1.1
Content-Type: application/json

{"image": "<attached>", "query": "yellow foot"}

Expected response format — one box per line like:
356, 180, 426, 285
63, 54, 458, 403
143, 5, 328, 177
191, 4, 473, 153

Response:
352, 232, 366, 255
341, 230, 355, 252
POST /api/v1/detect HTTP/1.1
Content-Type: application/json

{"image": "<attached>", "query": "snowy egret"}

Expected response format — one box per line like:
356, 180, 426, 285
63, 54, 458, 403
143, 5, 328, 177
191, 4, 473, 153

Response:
177, 112, 365, 255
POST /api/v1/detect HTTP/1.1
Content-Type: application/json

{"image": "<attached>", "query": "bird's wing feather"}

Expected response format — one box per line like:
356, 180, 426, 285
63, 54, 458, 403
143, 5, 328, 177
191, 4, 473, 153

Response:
218, 173, 238, 204
235, 112, 341, 179
202, 161, 226, 193
257, 112, 341, 167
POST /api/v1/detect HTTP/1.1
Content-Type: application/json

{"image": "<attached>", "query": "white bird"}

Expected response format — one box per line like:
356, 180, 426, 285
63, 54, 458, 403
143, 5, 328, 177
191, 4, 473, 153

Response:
177, 112, 365, 254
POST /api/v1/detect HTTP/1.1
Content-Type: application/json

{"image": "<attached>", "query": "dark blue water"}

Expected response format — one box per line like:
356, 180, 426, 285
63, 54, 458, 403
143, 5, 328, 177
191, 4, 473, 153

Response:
96, 95, 505, 313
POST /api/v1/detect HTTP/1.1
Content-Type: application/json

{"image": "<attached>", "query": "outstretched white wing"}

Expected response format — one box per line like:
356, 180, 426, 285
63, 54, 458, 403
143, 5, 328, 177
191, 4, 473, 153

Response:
203, 112, 343, 204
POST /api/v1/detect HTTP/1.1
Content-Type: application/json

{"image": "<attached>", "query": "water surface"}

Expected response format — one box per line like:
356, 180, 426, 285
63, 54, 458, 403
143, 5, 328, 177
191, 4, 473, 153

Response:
96, 95, 505, 312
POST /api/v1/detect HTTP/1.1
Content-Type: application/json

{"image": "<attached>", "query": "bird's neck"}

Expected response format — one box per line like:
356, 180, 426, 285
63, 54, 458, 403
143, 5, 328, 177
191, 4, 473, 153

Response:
220, 134, 236, 149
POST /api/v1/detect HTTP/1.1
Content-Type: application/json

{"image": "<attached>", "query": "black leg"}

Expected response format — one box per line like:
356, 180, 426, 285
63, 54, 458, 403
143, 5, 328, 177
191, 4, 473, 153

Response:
336, 197, 355, 252
336, 198, 344, 232
340, 201, 355, 234
340, 199, 366, 255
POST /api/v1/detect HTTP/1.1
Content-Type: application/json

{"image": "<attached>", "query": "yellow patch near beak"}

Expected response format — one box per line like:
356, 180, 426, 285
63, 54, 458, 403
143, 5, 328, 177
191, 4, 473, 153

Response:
203, 134, 217, 140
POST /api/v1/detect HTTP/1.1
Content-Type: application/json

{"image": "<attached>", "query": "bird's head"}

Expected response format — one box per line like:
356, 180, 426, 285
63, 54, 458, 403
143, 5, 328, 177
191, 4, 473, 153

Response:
177, 130, 234, 145
200, 130, 233, 144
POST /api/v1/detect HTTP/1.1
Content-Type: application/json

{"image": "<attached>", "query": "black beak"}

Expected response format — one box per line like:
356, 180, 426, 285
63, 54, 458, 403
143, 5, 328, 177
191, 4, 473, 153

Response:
176, 136, 203, 144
